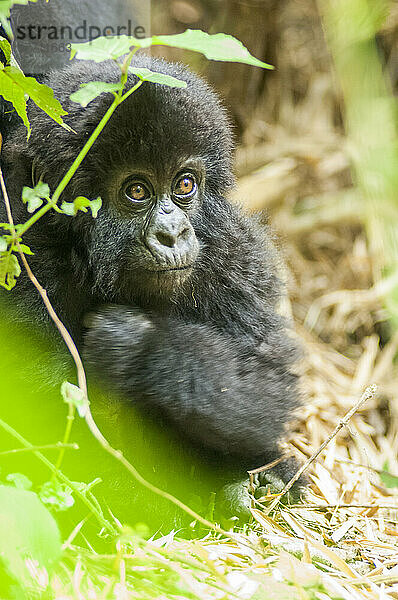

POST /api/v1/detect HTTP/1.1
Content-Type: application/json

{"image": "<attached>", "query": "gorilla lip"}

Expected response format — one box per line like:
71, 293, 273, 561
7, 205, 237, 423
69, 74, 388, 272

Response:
153, 264, 193, 273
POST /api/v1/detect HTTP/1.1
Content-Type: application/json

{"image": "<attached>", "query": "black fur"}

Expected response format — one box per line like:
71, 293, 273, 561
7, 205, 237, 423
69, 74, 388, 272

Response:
0, 55, 304, 512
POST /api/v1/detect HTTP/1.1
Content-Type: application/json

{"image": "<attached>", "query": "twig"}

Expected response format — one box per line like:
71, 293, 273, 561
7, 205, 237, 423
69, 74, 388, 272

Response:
248, 455, 287, 476
248, 455, 287, 495
264, 384, 377, 515
289, 503, 398, 510
335, 458, 398, 478
0, 442, 78, 456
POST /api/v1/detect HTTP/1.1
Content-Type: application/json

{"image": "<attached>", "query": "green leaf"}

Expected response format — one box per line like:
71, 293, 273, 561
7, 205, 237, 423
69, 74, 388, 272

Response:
60, 195, 102, 218
59, 202, 75, 216
0, 484, 61, 594
0, 252, 21, 290
18, 243, 34, 255
10, 67, 68, 126
87, 196, 102, 217
6, 473, 32, 491
71, 30, 273, 69
70, 35, 136, 62
129, 67, 187, 88
150, 30, 274, 69
0, 66, 69, 137
0, 67, 30, 135
39, 480, 74, 511
380, 461, 398, 488
30, 181, 49, 196
22, 182, 50, 213
70, 80, 123, 107
0, 236, 7, 253
0, 37, 11, 66
61, 380, 89, 417
69, 70, 186, 107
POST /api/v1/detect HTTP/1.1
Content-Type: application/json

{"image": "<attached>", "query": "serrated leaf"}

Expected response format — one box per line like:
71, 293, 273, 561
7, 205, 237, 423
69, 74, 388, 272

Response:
0, 66, 69, 136
60, 195, 102, 218
150, 30, 274, 69
0, 37, 11, 65
129, 67, 187, 88
0, 252, 21, 290
18, 243, 34, 255
6, 473, 32, 491
61, 380, 89, 417
70, 35, 135, 62
70, 30, 273, 70
0, 484, 61, 593
0, 67, 30, 135
70, 80, 123, 107
9, 67, 68, 124
39, 480, 74, 511
0, 236, 7, 252
22, 182, 50, 213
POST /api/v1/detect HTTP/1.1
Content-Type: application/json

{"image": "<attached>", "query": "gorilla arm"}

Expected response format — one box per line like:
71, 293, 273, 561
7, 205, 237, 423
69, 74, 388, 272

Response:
83, 305, 300, 475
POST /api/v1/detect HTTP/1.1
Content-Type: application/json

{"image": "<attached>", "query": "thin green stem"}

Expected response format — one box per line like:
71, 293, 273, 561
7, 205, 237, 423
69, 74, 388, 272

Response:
52, 402, 76, 482
120, 79, 144, 103
0, 416, 117, 535
17, 98, 120, 236
120, 47, 139, 78
0, 442, 78, 456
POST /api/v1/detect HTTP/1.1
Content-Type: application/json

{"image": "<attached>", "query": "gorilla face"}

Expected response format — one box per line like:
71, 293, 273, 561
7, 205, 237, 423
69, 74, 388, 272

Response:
121, 169, 200, 272
4, 56, 234, 309
88, 153, 203, 306
115, 153, 204, 288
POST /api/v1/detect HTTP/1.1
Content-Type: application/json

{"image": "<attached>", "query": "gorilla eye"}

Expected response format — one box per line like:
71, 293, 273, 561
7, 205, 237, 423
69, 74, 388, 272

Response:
173, 174, 196, 198
125, 181, 151, 203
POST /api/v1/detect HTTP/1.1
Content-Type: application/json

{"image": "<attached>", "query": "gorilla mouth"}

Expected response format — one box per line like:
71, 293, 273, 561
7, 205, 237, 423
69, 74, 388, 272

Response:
154, 264, 193, 273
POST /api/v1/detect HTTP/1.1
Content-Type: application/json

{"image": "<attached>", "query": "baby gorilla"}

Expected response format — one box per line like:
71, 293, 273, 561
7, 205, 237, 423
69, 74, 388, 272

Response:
0, 55, 305, 516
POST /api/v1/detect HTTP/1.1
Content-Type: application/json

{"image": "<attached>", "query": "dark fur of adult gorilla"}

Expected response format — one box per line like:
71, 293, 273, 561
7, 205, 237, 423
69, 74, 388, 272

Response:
0, 54, 305, 517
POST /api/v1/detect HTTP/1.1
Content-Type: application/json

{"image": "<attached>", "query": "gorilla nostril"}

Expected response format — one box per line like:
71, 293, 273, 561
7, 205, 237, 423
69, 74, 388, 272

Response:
156, 231, 175, 248
180, 227, 191, 241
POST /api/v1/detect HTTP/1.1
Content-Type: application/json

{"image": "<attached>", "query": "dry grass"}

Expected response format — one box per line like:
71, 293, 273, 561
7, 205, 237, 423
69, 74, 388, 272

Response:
238, 122, 398, 597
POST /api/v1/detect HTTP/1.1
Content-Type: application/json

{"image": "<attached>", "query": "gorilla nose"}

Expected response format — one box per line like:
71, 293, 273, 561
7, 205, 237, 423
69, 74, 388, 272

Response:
145, 218, 198, 264
155, 227, 190, 249
145, 203, 199, 266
